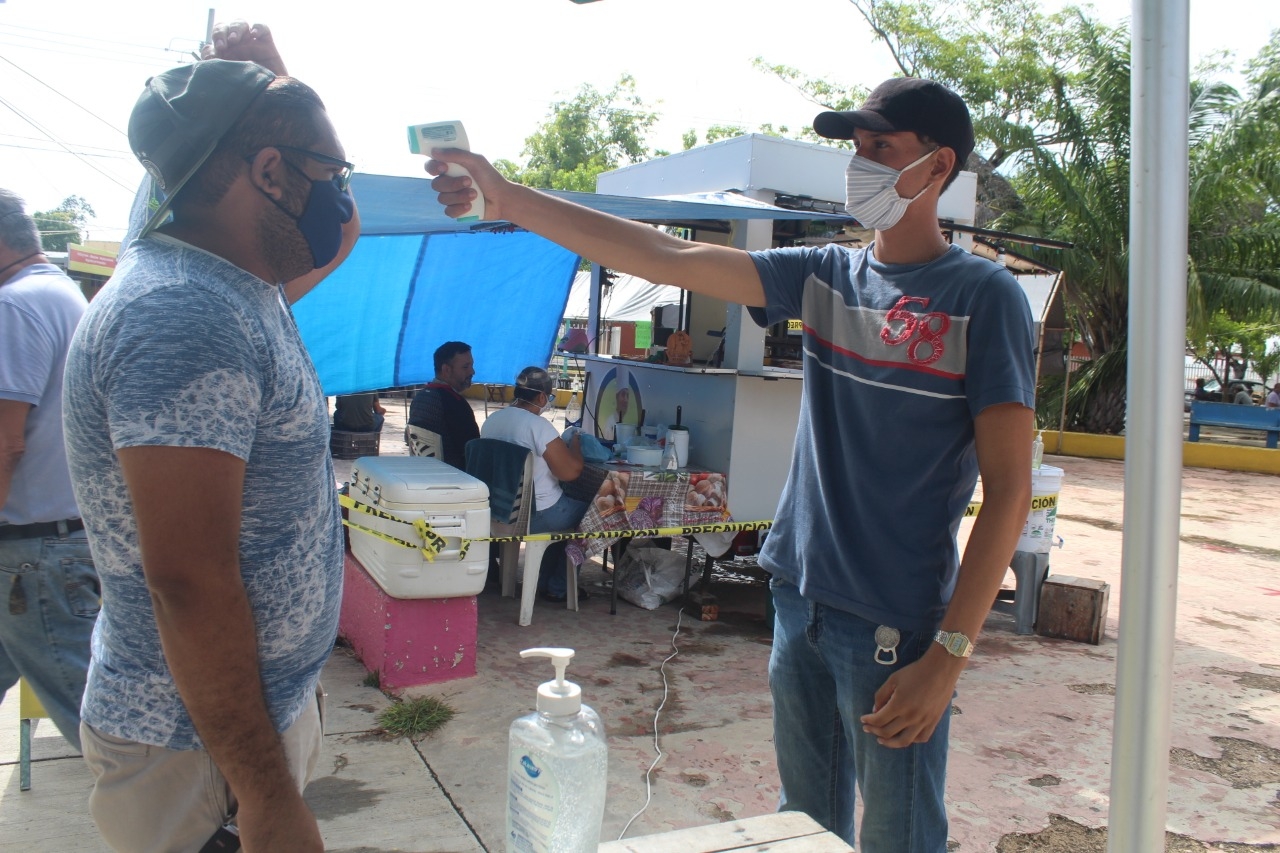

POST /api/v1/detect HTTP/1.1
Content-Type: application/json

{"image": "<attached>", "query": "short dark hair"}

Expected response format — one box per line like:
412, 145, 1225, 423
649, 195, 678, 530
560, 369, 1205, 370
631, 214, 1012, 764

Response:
434, 341, 472, 372
0, 189, 41, 255
173, 76, 327, 213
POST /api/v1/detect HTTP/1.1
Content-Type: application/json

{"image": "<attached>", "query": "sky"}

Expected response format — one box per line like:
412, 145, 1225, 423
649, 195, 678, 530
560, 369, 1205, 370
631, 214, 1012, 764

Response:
2, 0, 1278, 242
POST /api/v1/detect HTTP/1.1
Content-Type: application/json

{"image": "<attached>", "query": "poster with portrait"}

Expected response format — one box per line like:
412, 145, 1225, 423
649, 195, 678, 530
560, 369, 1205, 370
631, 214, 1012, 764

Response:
594, 365, 642, 441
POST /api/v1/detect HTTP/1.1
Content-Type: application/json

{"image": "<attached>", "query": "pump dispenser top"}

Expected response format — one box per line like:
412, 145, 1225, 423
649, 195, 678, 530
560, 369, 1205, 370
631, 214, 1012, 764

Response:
520, 647, 582, 716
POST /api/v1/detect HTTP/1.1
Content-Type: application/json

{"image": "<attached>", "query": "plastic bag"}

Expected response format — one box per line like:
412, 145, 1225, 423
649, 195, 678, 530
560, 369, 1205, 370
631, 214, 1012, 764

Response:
563, 426, 611, 462
614, 545, 687, 610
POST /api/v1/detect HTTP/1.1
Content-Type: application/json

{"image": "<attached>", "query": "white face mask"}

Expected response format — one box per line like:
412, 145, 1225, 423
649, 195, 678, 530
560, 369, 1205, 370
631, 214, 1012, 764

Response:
844, 148, 938, 231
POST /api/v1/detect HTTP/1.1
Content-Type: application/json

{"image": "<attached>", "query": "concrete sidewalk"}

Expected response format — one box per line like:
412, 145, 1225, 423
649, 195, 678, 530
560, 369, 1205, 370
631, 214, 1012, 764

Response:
2, 451, 1278, 852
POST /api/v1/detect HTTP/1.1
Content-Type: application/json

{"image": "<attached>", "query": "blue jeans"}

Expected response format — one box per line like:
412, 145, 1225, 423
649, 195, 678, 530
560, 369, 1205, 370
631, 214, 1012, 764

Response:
531, 493, 588, 597
768, 579, 950, 852
0, 529, 99, 750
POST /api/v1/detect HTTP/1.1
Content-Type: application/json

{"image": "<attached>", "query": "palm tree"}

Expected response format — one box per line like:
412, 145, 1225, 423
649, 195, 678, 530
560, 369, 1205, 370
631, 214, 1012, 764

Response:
998, 19, 1280, 433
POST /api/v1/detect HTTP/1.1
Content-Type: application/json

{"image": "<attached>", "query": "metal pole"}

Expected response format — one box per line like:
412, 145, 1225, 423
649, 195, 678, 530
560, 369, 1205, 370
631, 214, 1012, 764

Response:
1107, 1, 1188, 849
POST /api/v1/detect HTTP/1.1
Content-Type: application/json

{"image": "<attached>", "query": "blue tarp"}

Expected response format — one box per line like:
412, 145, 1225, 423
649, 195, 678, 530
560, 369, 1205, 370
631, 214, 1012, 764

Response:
294, 173, 850, 395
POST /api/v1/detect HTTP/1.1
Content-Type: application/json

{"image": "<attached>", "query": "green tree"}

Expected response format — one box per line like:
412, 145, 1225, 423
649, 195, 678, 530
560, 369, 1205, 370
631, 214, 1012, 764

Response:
1004, 21, 1280, 431
760, 1, 1280, 432
32, 195, 95, 253
1187, 313, 1277, 389
680, 123, 794, 150
505, 76, 659, 192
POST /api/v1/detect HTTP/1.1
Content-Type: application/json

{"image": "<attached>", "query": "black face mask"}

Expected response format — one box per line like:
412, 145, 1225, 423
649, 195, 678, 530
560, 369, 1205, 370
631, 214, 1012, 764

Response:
261, 159, 355, 269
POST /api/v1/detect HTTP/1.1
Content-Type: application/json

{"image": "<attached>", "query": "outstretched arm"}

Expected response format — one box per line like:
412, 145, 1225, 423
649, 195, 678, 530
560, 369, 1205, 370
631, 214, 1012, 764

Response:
426, 151, 766, 307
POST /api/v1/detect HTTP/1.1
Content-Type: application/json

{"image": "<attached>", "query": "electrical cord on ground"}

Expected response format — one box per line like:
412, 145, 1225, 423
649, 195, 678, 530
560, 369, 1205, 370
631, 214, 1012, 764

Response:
617, 608, 685, 841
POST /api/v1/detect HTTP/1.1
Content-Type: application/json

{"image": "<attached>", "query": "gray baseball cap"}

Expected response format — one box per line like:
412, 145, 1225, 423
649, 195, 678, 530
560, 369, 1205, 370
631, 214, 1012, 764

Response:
128, 59, 276, 237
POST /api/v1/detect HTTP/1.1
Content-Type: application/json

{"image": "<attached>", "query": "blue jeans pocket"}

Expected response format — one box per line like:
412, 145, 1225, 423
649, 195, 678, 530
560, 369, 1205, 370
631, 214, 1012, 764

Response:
59, 551, 101, 618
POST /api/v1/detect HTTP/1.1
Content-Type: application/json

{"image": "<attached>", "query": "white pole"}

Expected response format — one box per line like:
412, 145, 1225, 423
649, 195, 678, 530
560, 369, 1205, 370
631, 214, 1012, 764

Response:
1107, 1, 1188, 849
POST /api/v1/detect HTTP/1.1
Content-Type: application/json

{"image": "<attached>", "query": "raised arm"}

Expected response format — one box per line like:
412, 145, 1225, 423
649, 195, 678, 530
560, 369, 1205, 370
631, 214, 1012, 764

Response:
427, 151, 766, 307
119, 445, 322, 852
202, 21, 288, 75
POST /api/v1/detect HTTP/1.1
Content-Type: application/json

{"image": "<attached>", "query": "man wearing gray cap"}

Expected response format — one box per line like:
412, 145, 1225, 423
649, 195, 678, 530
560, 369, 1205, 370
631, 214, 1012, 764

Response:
427, 77, 1035, 851
63, 23, 357, 852
0, 189, 98, 752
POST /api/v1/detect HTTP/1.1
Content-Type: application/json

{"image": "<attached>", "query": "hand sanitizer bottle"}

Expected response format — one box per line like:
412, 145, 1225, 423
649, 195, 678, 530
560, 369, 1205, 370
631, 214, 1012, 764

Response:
507, 648, 608, 853
1031, 430, 1044, 470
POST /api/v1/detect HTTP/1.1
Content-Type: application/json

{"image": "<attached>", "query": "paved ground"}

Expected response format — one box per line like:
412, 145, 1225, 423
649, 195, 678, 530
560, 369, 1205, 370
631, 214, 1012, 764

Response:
2, 396, 1278, 851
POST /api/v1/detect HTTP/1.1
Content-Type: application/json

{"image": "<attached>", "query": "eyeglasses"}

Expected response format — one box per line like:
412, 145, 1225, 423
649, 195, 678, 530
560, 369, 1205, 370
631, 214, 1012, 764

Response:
270, 145, 354, 192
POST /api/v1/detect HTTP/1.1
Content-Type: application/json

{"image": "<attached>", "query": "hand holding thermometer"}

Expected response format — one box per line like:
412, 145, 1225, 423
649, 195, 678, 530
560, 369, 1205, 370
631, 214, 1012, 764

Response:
408, 121, 484, 221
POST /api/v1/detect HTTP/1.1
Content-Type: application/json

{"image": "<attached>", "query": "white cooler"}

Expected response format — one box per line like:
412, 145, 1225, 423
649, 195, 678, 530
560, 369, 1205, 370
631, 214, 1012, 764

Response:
347, 456, 490, 599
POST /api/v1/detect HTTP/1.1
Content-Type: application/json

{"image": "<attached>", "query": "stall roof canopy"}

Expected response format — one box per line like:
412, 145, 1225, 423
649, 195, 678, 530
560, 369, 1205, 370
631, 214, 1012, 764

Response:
294, 173, 851, 396
350, 173, 853, 235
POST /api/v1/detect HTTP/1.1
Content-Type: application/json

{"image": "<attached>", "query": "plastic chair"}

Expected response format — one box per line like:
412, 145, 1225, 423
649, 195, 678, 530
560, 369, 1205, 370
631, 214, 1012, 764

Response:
405, 424, 442, 458
18, 677, 48, 791
465, 438, 577, 626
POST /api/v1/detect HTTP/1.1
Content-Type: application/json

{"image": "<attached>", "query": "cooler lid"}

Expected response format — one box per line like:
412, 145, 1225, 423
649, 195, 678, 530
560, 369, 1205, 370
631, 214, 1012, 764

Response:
349, 456, 490, 508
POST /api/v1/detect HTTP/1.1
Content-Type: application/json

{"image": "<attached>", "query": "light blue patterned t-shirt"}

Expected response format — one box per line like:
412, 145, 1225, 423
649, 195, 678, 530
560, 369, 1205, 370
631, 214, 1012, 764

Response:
64, 234, 343, 750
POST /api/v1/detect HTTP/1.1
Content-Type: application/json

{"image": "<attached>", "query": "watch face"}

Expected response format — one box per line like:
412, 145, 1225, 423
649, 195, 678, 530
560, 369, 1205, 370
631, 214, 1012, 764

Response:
937, 631, 972, 657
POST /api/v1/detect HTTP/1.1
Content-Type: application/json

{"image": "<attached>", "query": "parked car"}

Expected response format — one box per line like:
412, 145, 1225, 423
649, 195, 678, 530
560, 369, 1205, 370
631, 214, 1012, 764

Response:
1184, 378, 1269, 411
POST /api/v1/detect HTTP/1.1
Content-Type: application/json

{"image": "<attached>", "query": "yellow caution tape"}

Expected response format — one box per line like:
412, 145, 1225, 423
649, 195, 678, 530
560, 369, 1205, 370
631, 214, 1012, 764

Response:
340, 494, 1059, 557
339, 494, 449, 561
963, 492, 1059, 518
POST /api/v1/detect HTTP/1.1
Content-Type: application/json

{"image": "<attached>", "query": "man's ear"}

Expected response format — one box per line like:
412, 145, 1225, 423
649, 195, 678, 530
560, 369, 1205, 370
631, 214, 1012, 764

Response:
930, 146, 956, 183
246, 147, 288, 201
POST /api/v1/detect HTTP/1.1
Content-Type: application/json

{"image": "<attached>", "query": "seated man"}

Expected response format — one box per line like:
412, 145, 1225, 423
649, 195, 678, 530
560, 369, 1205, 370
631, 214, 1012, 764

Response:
409, 341, 478, 470
333, 392, 385, 432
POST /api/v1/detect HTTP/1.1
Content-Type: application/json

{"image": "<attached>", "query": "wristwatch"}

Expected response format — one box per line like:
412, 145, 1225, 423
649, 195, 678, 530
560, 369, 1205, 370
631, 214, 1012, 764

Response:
934, 630, 975, 658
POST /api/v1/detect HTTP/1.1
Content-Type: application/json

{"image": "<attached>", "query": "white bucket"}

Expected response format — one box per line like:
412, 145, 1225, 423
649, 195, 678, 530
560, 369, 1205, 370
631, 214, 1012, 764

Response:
1016, 464, 1063, 554
666, 428, 689, 467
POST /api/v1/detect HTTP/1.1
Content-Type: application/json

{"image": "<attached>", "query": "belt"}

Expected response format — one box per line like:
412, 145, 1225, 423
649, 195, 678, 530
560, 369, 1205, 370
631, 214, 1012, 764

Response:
0, 518, 85, 541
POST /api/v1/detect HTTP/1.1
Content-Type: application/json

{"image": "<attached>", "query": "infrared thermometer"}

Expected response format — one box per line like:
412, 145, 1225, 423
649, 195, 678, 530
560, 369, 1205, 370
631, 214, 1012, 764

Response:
408, 121, 484, 221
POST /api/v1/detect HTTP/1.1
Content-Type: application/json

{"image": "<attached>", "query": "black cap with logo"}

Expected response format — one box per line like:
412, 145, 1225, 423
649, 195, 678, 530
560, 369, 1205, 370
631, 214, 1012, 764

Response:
128, 59, 276, 237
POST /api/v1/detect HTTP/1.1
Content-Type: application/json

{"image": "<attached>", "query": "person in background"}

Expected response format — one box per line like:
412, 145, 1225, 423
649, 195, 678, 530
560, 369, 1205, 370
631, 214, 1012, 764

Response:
1192, 377, 1215, 402
480, 366, 588, 603
334, 392, 386, 433
0, 189, 99, 751
602, 385, 631, 441
408, 340, 479, 469
426, 76, 1034, 850
1233, 383, 1254, 405
1266, 382, 1280, 409
63, 22, 358, 852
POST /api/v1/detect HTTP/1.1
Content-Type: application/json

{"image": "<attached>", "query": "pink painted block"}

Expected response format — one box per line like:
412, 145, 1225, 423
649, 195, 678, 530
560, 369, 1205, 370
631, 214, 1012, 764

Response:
339, 550, 477, 690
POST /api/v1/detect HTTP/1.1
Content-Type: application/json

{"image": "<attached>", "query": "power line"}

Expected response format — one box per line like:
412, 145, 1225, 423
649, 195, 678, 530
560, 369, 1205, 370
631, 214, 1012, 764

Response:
0, 141, 134, 160
0, 94, 137, 193
0, 132, 131, 156
0, 23, 184, 64
0, 33, 179, 70
0, 21, 180, 53
0, 55, 128, 137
